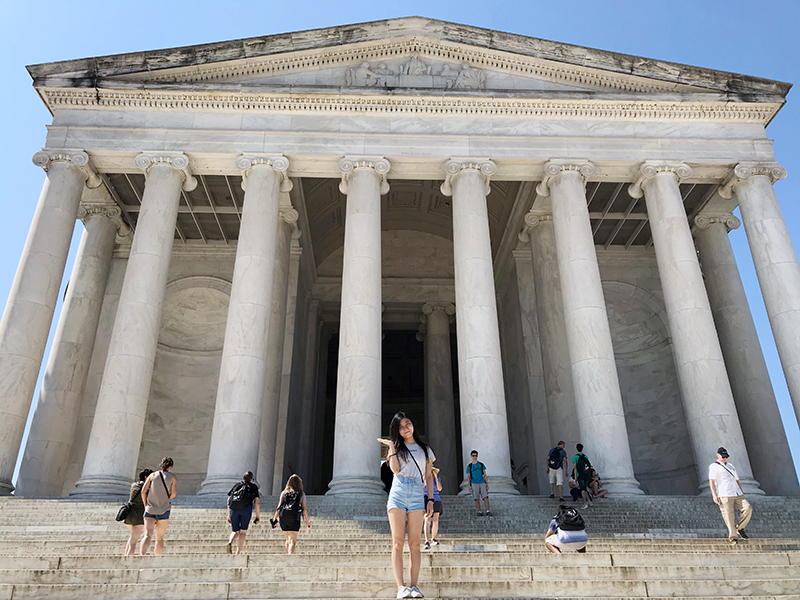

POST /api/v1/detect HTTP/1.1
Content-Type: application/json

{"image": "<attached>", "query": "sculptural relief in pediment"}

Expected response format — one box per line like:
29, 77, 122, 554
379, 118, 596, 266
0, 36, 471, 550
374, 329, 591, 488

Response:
345, 53, 488, 90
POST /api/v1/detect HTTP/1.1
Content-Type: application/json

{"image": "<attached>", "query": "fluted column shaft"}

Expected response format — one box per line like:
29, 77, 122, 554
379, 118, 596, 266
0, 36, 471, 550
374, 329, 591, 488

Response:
200, 156, 290, 495
633, 164, 759, 494
732, 164, 800, 428
695, 216, 798, 495
526, 215, 580, 455
442, 160, 517, 495
16, 208, 120, 497
295, 300, 320, 481
255, 219, 292, 492
422, 302, 458, 494
74, 154, 193, 495
543, 162, 642, 495
327, 158, 389, 496
0, 151, 96, 494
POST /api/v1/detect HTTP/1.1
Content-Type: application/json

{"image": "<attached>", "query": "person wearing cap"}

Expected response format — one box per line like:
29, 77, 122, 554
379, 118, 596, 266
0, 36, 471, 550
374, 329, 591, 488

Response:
709, 447, 752, 545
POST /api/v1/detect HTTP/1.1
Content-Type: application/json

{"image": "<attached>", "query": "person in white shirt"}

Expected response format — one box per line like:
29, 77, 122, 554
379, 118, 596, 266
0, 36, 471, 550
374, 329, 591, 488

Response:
708, 446, 752, 545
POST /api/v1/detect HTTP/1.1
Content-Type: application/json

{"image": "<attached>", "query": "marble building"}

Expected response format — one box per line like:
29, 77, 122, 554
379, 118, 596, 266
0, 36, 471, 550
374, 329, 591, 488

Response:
3, 17, 799, 499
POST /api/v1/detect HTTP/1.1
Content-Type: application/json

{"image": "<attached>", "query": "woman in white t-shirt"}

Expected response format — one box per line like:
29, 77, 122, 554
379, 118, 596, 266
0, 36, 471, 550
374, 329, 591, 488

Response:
378, 412, 436, 599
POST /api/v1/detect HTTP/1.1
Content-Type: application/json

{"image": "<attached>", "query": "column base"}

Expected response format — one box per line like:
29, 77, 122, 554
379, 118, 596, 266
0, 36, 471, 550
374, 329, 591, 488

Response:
0, 480, 14, 496
326, 476, 386, 497
698, 478, 765, 496
70, 475, 131, 497
602, 477, 645, 496
458, 476, 520, 496
198, 475, 241, 496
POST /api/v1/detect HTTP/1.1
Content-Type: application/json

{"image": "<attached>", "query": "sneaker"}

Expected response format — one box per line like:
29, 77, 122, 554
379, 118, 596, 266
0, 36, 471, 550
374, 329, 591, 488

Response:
431, 539, 439, 546
424, 540, 431, 550
549, 493, 555, 498
738, 529, 749, 539
558, 497, 565, 502
409, 586, 424, 598
477, 511, 483, 516
397, 586, 413, 598
582, 503, 589, 509
730, 538, 738, 546
486, 510, 493, 517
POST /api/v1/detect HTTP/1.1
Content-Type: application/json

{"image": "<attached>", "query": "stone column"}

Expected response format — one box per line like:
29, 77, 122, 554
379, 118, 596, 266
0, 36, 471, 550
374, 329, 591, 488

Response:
295, 299, 320, 481
327, 157, 390, 496
73, 153, 194, 495
441, 159, 517, 495
200, 155, 292, 495
16, 205, 126, 497
421, 302, 458, 494
694, 213, 798, 495
540, 160, 642, 495
272, 238, 303, 493
724, 163, 800, 429
523, 212, 580, 455
0, 150, 100, 495
629, 162, 760, 494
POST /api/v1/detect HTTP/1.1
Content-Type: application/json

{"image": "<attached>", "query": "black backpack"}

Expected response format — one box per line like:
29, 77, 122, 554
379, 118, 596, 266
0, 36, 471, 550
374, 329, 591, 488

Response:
547, 447, 563, 470
279, 491, 303, 523
228, 482, 251, 510
555, 506, 585, 531
576, 453, 593, 477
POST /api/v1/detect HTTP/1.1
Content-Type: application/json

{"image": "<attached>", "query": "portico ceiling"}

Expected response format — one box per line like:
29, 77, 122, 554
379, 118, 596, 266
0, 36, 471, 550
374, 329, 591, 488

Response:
102, 174, 713, 260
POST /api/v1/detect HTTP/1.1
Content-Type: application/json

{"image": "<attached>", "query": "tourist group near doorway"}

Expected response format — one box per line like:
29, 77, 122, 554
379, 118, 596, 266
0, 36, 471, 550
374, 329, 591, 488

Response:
118, 412, 754, 600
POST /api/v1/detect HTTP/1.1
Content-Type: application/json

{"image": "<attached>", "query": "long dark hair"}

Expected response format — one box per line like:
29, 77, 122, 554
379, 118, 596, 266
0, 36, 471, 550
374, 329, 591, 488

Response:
389, 412, 430, 465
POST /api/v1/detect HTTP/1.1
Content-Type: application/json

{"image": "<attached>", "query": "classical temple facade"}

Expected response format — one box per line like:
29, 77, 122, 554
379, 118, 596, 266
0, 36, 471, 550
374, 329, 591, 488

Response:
2, 18, 800, 499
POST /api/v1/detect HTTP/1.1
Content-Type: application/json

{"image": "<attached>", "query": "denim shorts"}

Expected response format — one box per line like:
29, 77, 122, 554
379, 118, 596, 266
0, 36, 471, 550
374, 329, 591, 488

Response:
387, 475, 424, 513
229, 506, 252, 532
143, 509, 170, 520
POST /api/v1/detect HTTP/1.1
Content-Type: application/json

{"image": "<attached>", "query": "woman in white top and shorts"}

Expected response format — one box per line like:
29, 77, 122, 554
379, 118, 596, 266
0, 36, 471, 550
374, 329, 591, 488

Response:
379, 412, 436, 599
139, 457, 177, 555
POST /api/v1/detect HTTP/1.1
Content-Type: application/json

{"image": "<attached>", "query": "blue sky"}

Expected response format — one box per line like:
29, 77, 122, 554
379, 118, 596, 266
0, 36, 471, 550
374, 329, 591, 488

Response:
2, 0, 799, 484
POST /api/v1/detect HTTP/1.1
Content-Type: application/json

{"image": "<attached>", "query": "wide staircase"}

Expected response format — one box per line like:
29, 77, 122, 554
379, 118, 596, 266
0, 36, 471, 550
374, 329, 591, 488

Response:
0, 495, 799, 599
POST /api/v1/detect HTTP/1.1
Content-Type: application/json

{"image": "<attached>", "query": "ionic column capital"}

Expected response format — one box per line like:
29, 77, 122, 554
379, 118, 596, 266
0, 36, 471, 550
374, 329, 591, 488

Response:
421, 301, 456, 318
719, 162, 787, 199
693, 213, 741, 233
337, 156, 391, 195
518, 211, 553, 242
32, 149, 102, 189
441, 159, 496, 196
628, 162, 693, 199
236, 154, 293, 193
77, 203, 132, 237
535, 160, 595, 197
134, 152, 197, 192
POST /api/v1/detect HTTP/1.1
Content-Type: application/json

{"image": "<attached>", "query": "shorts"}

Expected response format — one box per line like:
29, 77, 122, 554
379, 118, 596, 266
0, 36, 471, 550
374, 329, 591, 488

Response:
577, 475, 591, 493
279, 516, 301, 532
387, 475, 424, 513
470, 482, 488, 500
548, 468, 564, 486
143, 509, 170, 521
548, 537, 587, 552
424, 496, 444, 515
229, 506, 253, 532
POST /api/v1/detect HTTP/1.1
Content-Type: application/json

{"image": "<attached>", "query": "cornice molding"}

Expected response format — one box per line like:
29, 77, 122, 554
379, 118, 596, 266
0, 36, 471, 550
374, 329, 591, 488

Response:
38, 87, 778, 124
32, 149, 102, 188
115, 36, 693, 94
628, 161, 693, 199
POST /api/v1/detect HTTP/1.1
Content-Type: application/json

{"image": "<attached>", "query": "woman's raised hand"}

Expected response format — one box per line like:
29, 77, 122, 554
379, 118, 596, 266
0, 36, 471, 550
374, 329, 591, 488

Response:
377, 437, 392, 446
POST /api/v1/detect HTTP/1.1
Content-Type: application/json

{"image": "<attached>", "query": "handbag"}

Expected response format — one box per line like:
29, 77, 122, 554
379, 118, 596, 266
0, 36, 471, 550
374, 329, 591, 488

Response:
115, 502, 132, 522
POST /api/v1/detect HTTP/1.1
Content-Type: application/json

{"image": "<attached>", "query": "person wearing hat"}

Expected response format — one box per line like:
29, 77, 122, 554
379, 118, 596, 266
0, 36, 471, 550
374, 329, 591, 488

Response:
709, 447, 752, 545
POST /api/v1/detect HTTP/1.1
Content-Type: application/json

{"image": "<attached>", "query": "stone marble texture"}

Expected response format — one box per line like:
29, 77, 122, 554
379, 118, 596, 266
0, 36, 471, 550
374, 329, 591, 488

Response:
327, 166, 386, 496
16, 211, 117, 497
736, 174, 800, 430
447, 167, 517, 495
643, 171, 759, 495
549, 169, 642, 495
200, 164, 283, 495
73, 163, 184, 495
696, 219, 799, 495
0, 161, 86, 494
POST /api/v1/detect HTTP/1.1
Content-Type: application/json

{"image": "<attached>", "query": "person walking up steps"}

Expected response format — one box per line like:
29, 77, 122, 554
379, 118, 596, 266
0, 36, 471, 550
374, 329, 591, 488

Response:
467, 450, 491, 516
571, 444, 593, 509
226, 471, 261, 555
709, 447, 753, 545
140, 457, 177, 555
546, 441, 568, 501
272, 474, 310, 555
122, 468, 152, 556
379, 412, 436, 599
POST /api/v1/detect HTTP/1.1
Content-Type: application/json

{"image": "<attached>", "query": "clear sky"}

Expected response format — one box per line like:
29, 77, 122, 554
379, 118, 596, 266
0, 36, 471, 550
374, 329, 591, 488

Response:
2, 0, 799, 485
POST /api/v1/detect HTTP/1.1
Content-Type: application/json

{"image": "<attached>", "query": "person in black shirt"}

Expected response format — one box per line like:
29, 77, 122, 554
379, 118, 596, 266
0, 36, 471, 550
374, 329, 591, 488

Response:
226, 471, 261, 554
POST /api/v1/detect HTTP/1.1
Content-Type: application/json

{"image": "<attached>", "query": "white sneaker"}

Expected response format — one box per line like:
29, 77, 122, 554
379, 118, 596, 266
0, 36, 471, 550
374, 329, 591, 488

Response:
581, 503, 589, 509
431, 539, 439, 546
409, 586, 424, 598
397, 586, 412, 599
